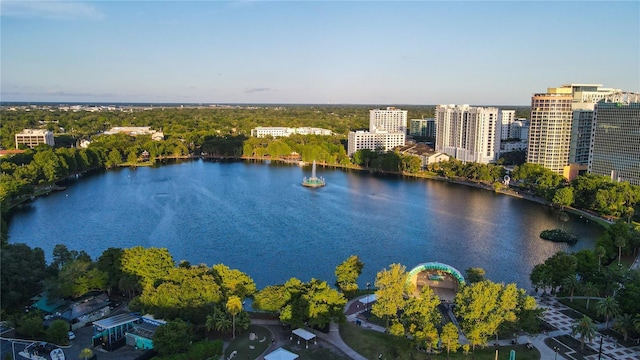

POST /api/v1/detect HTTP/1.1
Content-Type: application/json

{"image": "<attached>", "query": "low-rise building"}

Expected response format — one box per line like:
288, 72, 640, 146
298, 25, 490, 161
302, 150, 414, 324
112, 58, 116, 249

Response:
104, 127, 164, 141
250, 127, 332, 138
347, 131, 405, 156
15, 129, 54, 149
396, 143, 450, 168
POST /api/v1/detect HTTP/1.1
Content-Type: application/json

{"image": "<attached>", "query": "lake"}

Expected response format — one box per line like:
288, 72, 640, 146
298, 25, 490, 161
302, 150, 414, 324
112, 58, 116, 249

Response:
7, 160, 603, 290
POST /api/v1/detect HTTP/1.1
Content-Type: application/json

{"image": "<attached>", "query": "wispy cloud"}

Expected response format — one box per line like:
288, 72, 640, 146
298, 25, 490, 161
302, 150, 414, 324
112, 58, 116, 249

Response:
245, 87, 274, 94
1, 1, 105, 20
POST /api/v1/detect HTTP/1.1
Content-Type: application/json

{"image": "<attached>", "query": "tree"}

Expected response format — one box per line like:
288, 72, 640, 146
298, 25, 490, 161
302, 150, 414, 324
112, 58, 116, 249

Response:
614, 234, 627, 266
152, 319, 192, 356
226, 295, 243, 339
403, 286, 441, 328
562, 276, 579, 303
1, 244, 47, 310
465, 268, 486, 284
595, 296, 620, 329
581, 282, 599, 309
206, 306, 232, 334
441, 322, 461, 358
120, 246, 174, 288
95, 247, 123, 293
552, 187, 574, 210
372, 264, 410, 328
335, 255, 364, 298
52, 244, 76, 270
544, 252, 578, 292
17, 314, 43, 339
530, 263, 552, 294
79, 348, 94, 360
46, 319, 69, 345
455, 281, 527, 350
138, 265, 222, 324
211, 264, 257, 299
613, 314, 634, 341
595, 246, 606, 271
106, 149, 122, 168
572, 316, 597, 349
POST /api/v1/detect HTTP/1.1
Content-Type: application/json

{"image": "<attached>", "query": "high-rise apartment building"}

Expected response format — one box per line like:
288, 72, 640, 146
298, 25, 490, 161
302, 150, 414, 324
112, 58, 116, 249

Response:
500, 110, 515, 140
528, 84, 620, 174
409, 118, 436, 138
370, 107, 408, 134
348, 107, 408, 156
435, 104, 500, 164
589, 92, 640, 185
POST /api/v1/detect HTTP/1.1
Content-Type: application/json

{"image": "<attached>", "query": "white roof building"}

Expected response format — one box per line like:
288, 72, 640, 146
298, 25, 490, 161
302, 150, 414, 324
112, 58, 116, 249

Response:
250, 127, 332, 138
15, 129, 54, 149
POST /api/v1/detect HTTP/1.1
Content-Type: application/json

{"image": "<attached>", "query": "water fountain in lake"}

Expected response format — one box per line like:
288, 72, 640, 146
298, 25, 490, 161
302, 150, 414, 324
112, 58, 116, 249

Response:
302, 160, 325, 188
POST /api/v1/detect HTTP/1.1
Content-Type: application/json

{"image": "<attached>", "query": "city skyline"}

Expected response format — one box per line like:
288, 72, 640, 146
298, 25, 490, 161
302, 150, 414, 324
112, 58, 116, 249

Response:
1, 1, 638, 105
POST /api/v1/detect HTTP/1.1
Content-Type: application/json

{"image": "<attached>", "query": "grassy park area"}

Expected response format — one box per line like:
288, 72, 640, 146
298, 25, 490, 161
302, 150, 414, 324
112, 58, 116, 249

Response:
224, 325, 272, 360
339, 322, 541, 360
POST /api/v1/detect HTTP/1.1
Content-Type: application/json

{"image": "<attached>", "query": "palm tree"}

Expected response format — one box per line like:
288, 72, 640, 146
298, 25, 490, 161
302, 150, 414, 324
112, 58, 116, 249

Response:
205, 308, 218, 334
614, 235, 627, 266
614, 314, 635, 342
79, 348, 94, 360
226, 295, 243, 339
595, 246, 606, 271
634, 314, 640, 333
205, 307, 232, 334
595, 296, 620, 329
572, 316, 597, 350
562, 276, 579, 302
581, 282, 599, 309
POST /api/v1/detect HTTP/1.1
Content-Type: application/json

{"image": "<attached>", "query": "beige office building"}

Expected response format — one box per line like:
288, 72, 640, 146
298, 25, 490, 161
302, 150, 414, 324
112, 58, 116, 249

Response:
15, 129, 55, 149
527, 84, 620, 174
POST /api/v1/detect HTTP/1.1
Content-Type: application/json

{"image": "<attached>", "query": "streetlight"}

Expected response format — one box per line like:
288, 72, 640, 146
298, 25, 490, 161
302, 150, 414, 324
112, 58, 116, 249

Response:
366, 281, 371, 319
553, 346, 559, 360
598, 335, 607, 360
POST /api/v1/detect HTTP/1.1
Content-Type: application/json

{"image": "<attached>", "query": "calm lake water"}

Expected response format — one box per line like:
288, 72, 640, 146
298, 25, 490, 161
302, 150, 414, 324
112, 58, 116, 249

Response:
8, 160, 603, 290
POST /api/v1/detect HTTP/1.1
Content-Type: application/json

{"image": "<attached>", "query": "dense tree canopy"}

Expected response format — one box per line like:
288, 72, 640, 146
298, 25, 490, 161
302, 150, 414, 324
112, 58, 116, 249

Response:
455, 281, 535, 350
1, 243, 48, 310
253, 277, 346, 329
335, 255, 364, 298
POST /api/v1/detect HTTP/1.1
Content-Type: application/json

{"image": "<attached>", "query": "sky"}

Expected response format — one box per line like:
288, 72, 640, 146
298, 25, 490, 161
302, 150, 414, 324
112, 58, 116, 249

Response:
1, 1, 639, 105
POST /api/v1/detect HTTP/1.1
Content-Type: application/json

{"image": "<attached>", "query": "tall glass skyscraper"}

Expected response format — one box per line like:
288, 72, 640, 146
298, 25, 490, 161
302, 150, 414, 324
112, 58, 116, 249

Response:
589, 92, 640, 185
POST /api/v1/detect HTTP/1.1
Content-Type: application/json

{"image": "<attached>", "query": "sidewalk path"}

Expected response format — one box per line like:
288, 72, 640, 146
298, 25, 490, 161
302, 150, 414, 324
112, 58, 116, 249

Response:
535, 296, 640, 360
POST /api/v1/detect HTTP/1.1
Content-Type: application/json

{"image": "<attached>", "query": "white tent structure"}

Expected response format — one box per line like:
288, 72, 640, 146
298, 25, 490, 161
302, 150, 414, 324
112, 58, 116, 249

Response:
291, 328, 316, 348
264, 347, 298, 360
359, 294, 377, 305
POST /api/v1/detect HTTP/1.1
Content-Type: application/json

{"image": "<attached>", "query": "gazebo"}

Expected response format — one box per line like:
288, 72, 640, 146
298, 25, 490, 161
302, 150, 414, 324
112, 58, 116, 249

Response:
291, 328, 316, 349
264, 347, 298, 360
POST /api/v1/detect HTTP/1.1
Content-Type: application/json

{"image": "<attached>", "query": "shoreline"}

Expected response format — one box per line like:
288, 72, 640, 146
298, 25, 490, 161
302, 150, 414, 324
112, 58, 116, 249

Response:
9, 155, 613, 229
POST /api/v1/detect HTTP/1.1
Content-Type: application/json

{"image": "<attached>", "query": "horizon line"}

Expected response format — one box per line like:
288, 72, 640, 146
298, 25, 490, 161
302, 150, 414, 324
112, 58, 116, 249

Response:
1, 101, 532, 107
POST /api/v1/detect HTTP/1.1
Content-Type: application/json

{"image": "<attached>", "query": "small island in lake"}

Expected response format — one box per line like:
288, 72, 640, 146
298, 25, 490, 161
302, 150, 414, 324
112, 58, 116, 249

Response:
302, 160, 325, 188
540, 229, 578, 244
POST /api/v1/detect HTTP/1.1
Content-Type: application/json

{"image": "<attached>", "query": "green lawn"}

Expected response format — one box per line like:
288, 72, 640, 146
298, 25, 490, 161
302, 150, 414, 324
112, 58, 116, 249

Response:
225, 325, 272, 360
340, 322, 540, 360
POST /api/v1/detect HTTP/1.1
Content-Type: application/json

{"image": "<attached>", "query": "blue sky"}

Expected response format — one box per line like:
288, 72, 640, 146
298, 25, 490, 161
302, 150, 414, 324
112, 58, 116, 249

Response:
1, 1, 638, 105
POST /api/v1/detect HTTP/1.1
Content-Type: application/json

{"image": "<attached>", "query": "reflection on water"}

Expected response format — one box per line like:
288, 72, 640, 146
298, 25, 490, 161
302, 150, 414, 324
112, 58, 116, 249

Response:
8, 160, 603, 289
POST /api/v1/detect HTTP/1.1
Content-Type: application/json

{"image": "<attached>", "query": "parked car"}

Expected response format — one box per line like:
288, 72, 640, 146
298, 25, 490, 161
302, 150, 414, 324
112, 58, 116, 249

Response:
68, 331, 76, 340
